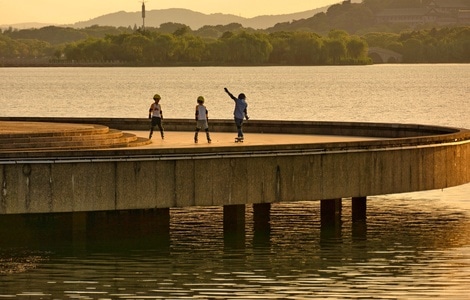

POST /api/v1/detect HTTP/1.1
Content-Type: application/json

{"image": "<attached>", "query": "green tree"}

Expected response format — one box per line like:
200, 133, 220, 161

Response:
346, 36, 368, 59
222, 31, 273, 64
204, 40, 226, 62
363, 32, 399, 47
325, 39, 346, 64
288, 32, 323, 65
6, 26, 87, 45
173, 25, 192, 37
159, 22, 189, 34
0, 35, 20, 58
328, 29, 349, 40
63, 42, 84, 61
173, 35, 206, 62
122, 34, 152, 62
197, 27, 221, 39
267, 32, 292, 64
449, 27, 470, 62
150, 33, 176, 63
401, 38, 423, 62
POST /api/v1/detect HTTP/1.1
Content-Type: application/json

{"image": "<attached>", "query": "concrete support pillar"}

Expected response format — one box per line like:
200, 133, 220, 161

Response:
352, 219, 367, 241
72, 212, 87, 251
352, 196, 367, 222
223, 204, 245, 248
2, 209, 172, 251
253, 203, 271, 247
154, 208, 170, 236
223, 204, 245, 232
320, 198, 342, 226
320, 198, 342, 240
72, 212, 87, 235
253, 203, 271, 232
150, 208, 170, 251
86, 209, 170, 251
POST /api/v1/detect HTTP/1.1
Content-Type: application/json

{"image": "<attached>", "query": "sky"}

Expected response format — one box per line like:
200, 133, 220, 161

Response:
0, 0, 341, 25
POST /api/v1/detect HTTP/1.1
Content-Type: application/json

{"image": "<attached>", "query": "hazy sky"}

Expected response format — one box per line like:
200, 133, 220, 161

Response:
1, 0, 341, 25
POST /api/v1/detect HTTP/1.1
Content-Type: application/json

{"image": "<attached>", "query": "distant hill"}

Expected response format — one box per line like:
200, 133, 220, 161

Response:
1, 6, 333, 31
69, 7, 330, 30
0, 22, 56, 30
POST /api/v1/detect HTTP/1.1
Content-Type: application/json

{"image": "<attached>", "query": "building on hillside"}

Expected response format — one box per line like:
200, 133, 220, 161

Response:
459, 9, 470, 23
376, 8, 434, 26
376, 0, 470, 26
428, 0, 469, 14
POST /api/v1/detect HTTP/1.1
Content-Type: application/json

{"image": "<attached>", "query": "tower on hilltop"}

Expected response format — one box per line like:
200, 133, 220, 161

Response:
141, 1, 146, 30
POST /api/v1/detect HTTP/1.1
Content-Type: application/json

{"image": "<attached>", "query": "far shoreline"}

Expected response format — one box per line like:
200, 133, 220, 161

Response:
0, 60, 379, 68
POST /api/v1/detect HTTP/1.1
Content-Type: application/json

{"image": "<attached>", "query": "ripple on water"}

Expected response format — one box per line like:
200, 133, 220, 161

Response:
0, 198, 470, 299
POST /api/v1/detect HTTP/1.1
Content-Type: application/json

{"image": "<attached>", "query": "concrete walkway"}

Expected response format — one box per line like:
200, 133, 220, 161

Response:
127, 130, 384, 149
0, 120, 383, 152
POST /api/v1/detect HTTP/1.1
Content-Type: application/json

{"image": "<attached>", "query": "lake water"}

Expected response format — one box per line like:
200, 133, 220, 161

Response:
0, 65, 469, 299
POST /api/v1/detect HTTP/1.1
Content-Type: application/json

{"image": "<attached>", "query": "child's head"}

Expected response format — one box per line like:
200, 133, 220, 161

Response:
153, 94, 161, 102
238, 93, 246, 100
197, 96, 205, 104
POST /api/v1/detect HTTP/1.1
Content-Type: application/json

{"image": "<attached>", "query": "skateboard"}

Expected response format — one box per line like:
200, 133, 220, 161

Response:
235, 137, 244, 143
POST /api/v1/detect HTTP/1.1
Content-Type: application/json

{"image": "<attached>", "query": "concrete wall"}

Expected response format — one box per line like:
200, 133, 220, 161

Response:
1, 118, 469, 214
0, 116, 460, 138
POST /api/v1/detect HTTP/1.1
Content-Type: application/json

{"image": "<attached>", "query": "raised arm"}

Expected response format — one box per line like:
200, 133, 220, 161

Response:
224, 87, 237, 101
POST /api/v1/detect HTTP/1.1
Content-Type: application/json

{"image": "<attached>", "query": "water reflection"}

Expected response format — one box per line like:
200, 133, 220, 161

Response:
1, 198, 470, 299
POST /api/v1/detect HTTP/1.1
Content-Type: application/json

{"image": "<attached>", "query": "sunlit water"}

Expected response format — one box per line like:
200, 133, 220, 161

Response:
0, 65, 469, 299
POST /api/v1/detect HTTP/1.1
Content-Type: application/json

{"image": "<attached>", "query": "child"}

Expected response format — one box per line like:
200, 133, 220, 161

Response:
194, 96, 211, 143
148, 94, 164, 139
224, 87, 249, 141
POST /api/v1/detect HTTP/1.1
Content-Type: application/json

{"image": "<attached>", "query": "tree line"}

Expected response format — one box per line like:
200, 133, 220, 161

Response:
1, 25, 469, 65
1, 27, 372, 66
1, 0, 469, 65
364, 27, 470, 63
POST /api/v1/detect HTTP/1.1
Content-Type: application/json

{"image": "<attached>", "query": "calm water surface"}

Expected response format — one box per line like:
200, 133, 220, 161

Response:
0, 65, 469, 299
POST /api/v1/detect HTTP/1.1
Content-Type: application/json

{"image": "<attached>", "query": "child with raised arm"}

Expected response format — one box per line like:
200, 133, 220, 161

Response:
224, 87, 249, 142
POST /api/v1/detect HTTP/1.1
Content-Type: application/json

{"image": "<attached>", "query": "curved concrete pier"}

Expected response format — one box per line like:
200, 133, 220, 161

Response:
0, 117, 469, 216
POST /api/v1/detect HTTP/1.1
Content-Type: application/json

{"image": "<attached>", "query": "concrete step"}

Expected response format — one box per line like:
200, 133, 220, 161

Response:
0, 121, 151, 152
126, 136, 153, 147
0, 122, 109, 138
0, 129, 127, 148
